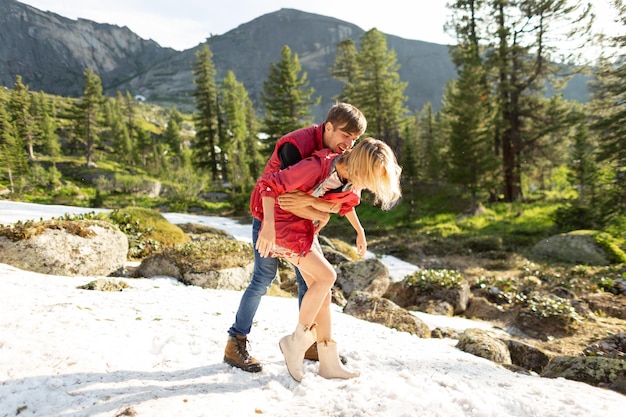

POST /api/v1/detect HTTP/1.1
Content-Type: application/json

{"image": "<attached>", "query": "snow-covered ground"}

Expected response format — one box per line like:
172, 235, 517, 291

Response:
0, 201, 624, 417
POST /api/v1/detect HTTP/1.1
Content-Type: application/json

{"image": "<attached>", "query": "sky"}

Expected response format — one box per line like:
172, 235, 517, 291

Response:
1, 201, 625, 417
16, 0, 622, 52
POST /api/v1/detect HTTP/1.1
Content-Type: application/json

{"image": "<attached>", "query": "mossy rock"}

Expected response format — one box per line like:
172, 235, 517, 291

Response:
112, 207, 189, 245
78, 279, 130, 291
542, 356, 626, 395
177, 222, 233, 237
136, 236, 254, 277
532, 230, 625, 266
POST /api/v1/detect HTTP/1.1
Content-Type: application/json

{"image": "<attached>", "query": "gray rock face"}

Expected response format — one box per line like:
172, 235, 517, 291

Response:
0, 221, 128, 276
0, 0, 176, 97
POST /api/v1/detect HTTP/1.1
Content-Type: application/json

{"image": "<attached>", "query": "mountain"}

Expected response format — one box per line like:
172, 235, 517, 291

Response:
112, 8, 459, 119
0, 0, 589, 120
0, 0, 178, 98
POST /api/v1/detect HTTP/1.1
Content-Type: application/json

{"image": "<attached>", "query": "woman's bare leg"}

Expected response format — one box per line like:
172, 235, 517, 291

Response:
286, 248, 336, 329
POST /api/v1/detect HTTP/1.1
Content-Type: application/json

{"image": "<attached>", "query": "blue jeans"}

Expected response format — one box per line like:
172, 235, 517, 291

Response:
227, 217, 308, 337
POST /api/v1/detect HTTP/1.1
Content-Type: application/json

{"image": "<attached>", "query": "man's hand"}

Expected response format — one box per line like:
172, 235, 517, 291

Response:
314, 213, 330, 233
277, 190, 313, 210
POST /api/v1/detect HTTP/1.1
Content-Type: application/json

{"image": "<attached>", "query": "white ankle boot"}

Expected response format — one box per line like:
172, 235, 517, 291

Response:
279, 323, 317, 382
317, 340, 359, 380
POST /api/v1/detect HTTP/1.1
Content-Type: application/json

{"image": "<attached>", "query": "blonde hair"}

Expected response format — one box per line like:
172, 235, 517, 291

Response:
339, 137, 402, 210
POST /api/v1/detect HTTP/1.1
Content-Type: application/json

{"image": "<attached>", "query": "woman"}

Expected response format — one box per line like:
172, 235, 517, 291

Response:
254, 137, 402, 381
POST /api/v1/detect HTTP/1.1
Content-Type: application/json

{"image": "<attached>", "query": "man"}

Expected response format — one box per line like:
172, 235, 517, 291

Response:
224, 102, 367, 372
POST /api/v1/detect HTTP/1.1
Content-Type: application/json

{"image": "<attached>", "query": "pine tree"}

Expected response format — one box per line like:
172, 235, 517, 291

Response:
590, 0, 626, 212
568, 124, 598, 205
8, 75, 36, 160
122, 91, 137, 140
164, 107, 184, 166
105, 94, 134, 165
221, 71, 254, 196
447, 0, 594, 201
441, 61, 499, 212
417, 102, 443, 185
192, 44, 220, 183
135, 127, 153, 169
244, 99, 263, 181
0, 95, 28, 193
261, 45, 319, 154
32, 92, 60, 159
330, 39, 358, 102
74, 69, 105, 167
400, 111, 420, 219
342, 29, 408, 154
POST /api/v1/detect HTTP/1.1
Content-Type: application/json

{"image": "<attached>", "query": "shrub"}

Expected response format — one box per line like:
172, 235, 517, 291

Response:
594, 232, 626, 264
405, 268, 465, 290
524, 293, 582, 323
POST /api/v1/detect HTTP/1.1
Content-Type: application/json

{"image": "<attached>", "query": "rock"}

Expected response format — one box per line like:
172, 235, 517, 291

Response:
431, 327, 461, 339
135, 253, 255, 291
181, 263, 255, 290
542, 356, 626, 395
614, 278, 626, 296
514, 307, 580, 340
416, 300, 455, 316
531, 231, 610, 266
386, 274, 471, 315
343, 291, 430, 338
504, 339, 551, 373
581, 292, 626, 319
0, 220, 128, 276
134, 253, 183, 279
336, 258, 390, 298
463, 297, 506, 321
583, 332, 626, 360
456, 328, 512, 364
321, 245, 352, 265
78, 279, 130, 292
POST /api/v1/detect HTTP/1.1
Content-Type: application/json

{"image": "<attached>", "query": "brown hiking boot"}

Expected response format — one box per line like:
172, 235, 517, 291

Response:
224, 335, 262, 373
304, 342, 348, 365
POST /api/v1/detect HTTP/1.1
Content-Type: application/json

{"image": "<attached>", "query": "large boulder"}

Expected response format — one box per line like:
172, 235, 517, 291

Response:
0, 219, 128, 276
531, 230, 613, 266
134, 238, 255, 290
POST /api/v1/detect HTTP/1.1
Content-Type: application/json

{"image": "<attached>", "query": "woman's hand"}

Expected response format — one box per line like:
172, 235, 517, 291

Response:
256, 220, 276, 257
355, 231, 367, 257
